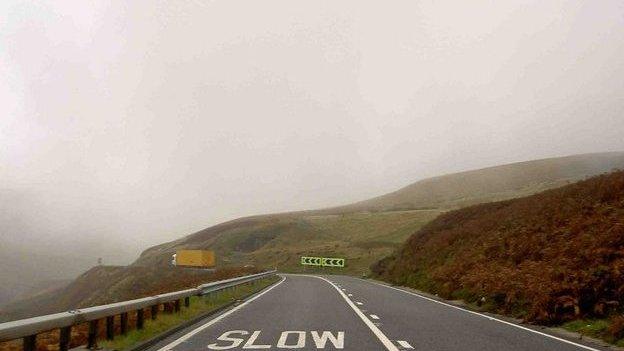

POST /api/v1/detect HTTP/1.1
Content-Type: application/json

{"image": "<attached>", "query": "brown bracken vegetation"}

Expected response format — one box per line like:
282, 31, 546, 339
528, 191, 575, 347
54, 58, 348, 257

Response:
373, 170, 624, 328
0, 266, 258, 322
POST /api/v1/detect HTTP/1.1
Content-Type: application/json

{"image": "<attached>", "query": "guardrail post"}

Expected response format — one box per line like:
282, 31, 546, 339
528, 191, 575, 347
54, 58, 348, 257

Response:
23, 335, 36, 351
151, 305, 158, 320
106, 316, 114, 340
174, 299, 181, 312
59, 326, 71, 351
120, 312, 128, 335
184, 296, 190, 307
137, 309, 144, 329
87, 320, 98, 349
164, 302, 173, 314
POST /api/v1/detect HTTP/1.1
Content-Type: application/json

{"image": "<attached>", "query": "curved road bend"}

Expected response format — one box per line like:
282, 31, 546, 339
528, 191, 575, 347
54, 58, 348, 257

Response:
147, 274, 609, 351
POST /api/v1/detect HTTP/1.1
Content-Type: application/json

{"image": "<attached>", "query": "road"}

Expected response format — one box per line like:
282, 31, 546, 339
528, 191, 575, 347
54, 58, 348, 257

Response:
149, 274, 608, 351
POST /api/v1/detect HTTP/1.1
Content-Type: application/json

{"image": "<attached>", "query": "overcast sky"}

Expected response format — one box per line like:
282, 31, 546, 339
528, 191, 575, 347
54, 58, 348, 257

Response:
1, 0, 623, 264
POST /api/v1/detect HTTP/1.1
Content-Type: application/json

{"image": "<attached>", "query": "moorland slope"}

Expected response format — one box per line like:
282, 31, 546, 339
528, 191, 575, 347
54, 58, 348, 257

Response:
373, 170, 624, 325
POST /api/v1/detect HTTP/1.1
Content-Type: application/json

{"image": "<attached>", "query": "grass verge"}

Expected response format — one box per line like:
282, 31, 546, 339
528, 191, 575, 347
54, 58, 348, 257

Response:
100, 276, 279, 350
562, 318, 624, 347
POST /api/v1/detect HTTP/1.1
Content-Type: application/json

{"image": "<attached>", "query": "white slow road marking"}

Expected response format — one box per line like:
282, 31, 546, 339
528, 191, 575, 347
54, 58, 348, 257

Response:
206, 330, 345, 349
397, 340, 414, 349
370, 314, 380, 320
368, 280, 601, 351
155, 277, 286, 351
305, 275, 400, 351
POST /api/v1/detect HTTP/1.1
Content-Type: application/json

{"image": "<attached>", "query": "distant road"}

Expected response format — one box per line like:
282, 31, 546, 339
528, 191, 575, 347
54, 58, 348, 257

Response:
149, 275, 607, 351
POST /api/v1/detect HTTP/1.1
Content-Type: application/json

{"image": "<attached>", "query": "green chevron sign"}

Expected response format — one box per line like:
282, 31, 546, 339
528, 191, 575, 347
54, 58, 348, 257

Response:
300, 256, 345, 267
301, 256, 323, 266
321, 257, 345, 267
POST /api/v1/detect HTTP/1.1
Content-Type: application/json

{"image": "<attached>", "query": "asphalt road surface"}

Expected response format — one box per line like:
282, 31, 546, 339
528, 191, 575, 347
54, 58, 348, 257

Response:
149, 274, 609, 351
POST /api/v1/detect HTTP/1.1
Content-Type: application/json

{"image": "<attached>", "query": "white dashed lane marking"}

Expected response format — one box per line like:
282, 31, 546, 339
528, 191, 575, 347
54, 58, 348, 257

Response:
356, 302, 363, 305
306, 275, 399, 351
397, 340, 414, 349
370, 314, 380, 320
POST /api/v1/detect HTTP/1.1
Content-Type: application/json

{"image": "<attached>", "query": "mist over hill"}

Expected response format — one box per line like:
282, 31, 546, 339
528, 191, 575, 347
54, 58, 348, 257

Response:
331, 152, 624, 212
2, 152, 623, 322
0, 246, 95, 306
133, 152, 624, 270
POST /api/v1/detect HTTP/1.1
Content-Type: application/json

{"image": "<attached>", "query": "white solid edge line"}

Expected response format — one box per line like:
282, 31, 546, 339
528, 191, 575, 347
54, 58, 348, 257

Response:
300, 275, 400, 351
155, 276, 286, 351
367, 280, 601, 351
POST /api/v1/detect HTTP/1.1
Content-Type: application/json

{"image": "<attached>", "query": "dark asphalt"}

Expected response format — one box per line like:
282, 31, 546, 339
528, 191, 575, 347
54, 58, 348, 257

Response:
148, 274, 609, 351
328, 275, 607, 351
150, 275, 382, 351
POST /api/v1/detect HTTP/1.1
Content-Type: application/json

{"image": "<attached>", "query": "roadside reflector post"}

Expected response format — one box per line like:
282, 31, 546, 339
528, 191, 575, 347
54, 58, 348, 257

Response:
120, 312, 128, 335
59, 326, 71, 351
137, 309, 144, 329
87, 320, 98, 349
23, 335, 36, 351
151, 305, 159, 320
106, 316, 114, 340
184, 296, 190, 307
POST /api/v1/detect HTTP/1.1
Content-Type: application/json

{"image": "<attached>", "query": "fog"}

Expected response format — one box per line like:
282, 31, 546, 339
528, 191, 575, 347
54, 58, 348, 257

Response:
1, 0, 623, 270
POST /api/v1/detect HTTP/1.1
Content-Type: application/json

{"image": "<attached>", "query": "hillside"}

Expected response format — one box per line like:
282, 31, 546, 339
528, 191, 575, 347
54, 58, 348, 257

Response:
332, 152, 624, 212
372, 170, 624, 325
134, 152, 624, 273
135, 210, 441, 274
